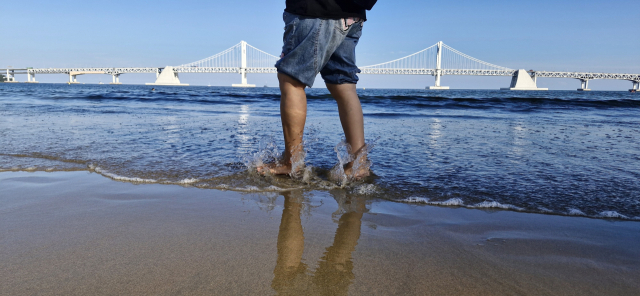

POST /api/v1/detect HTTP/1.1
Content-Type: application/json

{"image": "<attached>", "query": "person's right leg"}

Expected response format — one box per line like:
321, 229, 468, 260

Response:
258, 72, 307, 175
279, 72, 308, 173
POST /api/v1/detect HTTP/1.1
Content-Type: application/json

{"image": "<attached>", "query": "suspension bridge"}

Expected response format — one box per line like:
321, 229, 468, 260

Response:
3, 41, 639, 91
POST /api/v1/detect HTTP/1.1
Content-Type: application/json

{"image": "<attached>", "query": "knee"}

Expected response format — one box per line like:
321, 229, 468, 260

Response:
278, 72, 307, 90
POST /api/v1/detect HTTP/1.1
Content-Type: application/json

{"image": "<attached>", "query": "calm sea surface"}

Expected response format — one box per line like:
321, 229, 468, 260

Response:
1, 84, 638, 219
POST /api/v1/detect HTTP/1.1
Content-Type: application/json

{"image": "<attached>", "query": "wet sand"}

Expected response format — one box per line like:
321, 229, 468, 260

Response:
1, 171, 639, 295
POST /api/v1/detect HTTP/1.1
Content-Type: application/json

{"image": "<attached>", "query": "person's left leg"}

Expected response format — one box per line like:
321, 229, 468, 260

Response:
326, 83, 365, 154
321, 21, 369, 179
325, 83, 369, 178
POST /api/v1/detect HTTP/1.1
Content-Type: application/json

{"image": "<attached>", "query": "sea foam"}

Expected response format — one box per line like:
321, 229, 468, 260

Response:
93, 167, 158, 183
598, 211, 628, 219
400, 197, 465, 206
470, 201, 523, 211
567, 208, 586, 216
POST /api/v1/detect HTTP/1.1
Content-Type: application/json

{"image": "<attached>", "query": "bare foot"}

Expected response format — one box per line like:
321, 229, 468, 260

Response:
257, 147, 306, 177
344, 164, 370, 180
344, 147, 371, 180
256, 162, 292, 175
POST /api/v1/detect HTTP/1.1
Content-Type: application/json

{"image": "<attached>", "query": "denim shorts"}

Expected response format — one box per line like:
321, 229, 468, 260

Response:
275, 12, 363, 88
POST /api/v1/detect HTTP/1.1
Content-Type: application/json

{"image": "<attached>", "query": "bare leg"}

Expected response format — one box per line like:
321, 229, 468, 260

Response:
272, 192, 306, 291
326, 83, 369, 179
258, 73, 307, 175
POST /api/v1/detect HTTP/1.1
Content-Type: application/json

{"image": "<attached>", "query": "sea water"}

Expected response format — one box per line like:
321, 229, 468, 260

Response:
1, 84, 638, 219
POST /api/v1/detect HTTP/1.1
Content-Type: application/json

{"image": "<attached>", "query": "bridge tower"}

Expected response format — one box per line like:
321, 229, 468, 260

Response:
232, 41, 256, 87
427, 41, 449, 90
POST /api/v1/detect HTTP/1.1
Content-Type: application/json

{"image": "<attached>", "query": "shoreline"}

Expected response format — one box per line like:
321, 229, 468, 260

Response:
1, 166, 637, 221
2, 171, 639, 295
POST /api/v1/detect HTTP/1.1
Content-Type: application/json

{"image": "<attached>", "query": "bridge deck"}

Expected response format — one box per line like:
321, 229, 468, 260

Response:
4, 67, 639, 82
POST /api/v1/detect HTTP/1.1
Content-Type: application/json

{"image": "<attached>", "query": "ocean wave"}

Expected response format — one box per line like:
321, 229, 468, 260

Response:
8, 85, 640, 112
359, 95, 640, 110
400, 197, 465, 206
171, 178, 200, 184
210, 184, 296, 192
567, 208, 587, 216
3, 162, 639, 221
598, 211, 628, 219
93, 167, 158, 183
435, 198, 465, 206
401, 197, 429, 204
397, 198, 640, 221
537, 207, 554, 213
469, 201, 524, 211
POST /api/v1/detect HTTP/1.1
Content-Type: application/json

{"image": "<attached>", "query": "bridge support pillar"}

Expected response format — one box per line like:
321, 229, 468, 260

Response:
68, 74, 80, 84
146, 66, 188, 86
427, 71, 449, 90
26, 72, 38, 83
427, 41, 449, 90
578, 79, 591, 91
631, 81, 639, 92
5, 69, 18, 83
232, 41, 256, 87
110, 74, 122, 85
501, 69, 548, 91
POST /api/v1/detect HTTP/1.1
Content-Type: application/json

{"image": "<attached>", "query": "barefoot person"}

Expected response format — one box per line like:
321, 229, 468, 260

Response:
260, 0, 377, 179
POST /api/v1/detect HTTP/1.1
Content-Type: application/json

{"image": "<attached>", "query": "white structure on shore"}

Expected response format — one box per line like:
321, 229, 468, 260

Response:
146, 66, 188, 86
3, 41, 639, 91
500, 70, 548, 91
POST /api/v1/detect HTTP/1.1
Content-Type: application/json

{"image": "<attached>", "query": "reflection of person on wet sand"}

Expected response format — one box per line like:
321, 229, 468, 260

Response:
272, 191, 365, 295
272, 192, 308, 293
258, 0, 377, 180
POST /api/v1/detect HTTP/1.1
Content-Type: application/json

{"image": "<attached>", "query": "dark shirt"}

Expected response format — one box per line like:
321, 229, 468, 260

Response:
285, 0, 367, 20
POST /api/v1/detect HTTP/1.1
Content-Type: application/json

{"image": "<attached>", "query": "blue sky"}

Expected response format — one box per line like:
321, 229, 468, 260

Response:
1, 0, 638, 90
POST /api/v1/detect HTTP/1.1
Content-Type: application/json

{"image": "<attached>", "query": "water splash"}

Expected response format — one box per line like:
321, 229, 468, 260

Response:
329, 141, 353, 186
288, 143, 307, 180
243, 136, 314, 181
243, 136, 281, 173
329, 139, 376, 187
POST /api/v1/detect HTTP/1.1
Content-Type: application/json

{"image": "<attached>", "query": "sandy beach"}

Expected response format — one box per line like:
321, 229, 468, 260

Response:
1, 171, 638, 295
